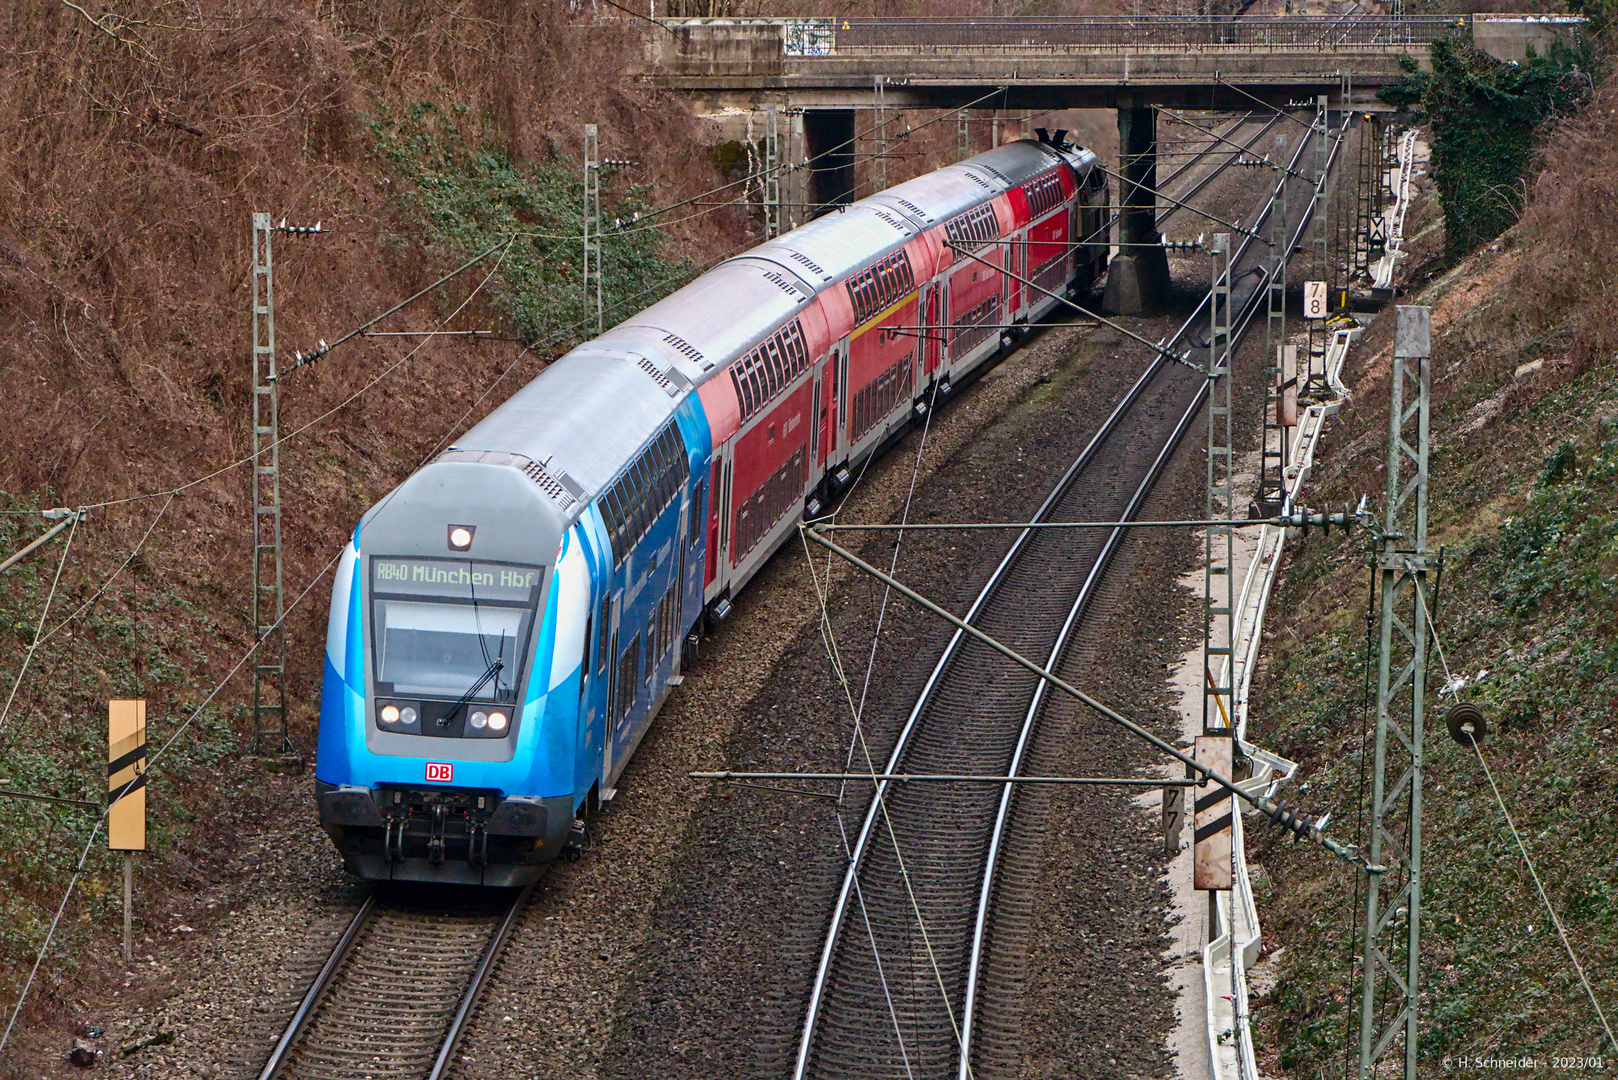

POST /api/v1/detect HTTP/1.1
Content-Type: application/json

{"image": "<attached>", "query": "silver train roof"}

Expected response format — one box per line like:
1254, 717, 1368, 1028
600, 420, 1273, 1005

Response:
443, 139, 1095, 520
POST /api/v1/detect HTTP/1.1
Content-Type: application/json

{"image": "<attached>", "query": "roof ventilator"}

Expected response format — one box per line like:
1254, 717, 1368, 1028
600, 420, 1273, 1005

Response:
787, 250, 830, 280
637, 355, 688, 397
661, 331, 712, 371
762, 270, 808, 301
871, 209, 912, 234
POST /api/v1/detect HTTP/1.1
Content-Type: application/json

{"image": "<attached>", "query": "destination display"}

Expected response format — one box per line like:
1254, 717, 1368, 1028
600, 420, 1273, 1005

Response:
371, 557, 543, 603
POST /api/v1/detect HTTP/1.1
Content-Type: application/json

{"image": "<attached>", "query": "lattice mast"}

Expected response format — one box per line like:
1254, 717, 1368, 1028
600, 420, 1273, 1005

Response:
1357, 306, 1431, 1080
584, 123, 603, 335
1309, 94, 1330, 393
764, 104, 782, 240
1257, 133, 1290, 516
873, 75, 889, 191
250, 213, 289, 756
1202, 233, 1235, 735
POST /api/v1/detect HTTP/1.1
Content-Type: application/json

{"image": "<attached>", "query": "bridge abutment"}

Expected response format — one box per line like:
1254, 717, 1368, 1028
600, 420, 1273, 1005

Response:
1103, 98, 1170, 316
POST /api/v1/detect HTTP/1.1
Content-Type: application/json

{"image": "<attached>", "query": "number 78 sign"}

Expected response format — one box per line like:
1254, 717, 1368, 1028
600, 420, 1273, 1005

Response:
1304, 280, 1328, 320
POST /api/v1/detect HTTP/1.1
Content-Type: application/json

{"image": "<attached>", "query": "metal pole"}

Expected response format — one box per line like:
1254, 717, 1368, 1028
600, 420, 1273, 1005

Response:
764, 105, 781, 240
873, 75, 888, 191
1203, 233, 1234, 736
583, 124, 603, 335
959, 107, 970, 161
1357, 306, 1430, 1080
0, 513, 78, 576
249, 213, 288, 757
1311, 94, 1329, 391
122, 852, 133, 963
1258, 132, 1289, 516
799, 525, 1370, 868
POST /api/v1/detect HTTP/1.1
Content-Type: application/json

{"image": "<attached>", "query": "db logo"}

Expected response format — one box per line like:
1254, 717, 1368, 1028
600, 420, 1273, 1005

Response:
425, 762, 454, 783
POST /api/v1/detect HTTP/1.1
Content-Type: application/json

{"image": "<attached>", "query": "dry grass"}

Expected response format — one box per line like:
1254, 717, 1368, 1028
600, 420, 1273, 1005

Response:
0, 0, 740, 1051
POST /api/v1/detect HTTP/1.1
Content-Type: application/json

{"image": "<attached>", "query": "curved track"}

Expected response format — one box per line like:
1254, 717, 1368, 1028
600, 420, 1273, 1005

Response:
795, 112, 1332, 1080
258, 886, 530, 1080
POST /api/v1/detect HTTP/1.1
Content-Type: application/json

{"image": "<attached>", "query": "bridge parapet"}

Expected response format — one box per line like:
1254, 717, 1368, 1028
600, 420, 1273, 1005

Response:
645, 14, 1583, 106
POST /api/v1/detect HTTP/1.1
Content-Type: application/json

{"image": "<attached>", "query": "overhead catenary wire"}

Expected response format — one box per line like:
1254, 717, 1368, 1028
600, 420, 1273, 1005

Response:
566, 86, 1013, 237
0, 227, 781, 1062
1410, 578, 1617, 1053
0, 238, 533, 1061
798, 520, 975, 1079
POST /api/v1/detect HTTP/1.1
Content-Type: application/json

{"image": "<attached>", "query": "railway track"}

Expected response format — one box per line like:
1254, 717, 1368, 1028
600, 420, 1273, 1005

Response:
794, 114, 1335, 1079
257, 885, 530, 1080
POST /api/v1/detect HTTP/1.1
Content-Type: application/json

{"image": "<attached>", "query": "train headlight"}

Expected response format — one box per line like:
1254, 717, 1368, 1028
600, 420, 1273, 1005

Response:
469, 710, 488, 730
448, 524, 475, 551
488, 711, 509, 732
380, 704, 400, 724
400, 706, 418, 725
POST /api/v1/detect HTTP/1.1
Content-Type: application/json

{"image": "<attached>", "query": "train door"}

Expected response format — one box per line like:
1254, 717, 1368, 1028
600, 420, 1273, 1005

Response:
1009, 235, 1024, 314
922, 283, 942, 378
719, 453, 733, 574
601, 593, 620, 785
810, 374, 823, 469
704, 459, 721, 593
837, 348, 850, 451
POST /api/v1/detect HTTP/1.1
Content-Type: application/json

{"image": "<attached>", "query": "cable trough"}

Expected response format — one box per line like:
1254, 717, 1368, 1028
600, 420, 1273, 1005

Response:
793, 115, 1335, 1080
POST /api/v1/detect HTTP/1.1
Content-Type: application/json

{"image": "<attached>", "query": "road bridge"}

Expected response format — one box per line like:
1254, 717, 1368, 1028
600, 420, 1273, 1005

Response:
638, 13, 1578, 309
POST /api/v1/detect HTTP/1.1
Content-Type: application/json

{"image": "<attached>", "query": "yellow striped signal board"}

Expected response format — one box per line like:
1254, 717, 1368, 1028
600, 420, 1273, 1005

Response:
108, 699, 146, 851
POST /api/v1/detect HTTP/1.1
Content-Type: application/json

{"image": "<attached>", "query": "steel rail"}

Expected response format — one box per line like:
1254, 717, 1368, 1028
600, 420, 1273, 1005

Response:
793, 108, 1340, 1079
1157, 113, 1284, 229
257, 885, 530, 1080
426, 883, 535, 1080
956, 315, 1210, 1079
256, 893, 377, 1080
954, 99, 1344, 1080
791, 314, 1177, 1080
1155, 113, 1254, 194
792, 109, 1291, 1079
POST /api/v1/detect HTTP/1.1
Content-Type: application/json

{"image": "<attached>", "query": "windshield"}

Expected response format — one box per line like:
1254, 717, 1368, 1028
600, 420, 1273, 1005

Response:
369, 557, 545, 703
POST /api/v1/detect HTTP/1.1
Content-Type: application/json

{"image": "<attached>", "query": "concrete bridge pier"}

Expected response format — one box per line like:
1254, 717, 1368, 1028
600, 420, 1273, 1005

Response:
1102, 95, 1171, 316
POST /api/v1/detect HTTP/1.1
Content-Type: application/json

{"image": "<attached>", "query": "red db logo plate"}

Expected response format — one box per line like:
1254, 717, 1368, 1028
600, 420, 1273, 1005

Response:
425, 762, 454, 783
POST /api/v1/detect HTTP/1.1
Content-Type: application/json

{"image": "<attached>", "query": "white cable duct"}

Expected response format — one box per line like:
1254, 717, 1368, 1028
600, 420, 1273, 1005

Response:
1372, 130, 1420, 292
1202, 125, 1423, 1080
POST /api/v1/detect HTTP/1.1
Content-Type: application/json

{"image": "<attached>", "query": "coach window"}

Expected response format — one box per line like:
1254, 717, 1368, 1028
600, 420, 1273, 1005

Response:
632, 457, 656, 530
740, 361, 762, 414
616, 636, 640, 722
602, 485, 627, 561
649, 440, 671, 506
660, 435, 678, 501
620, 465, 642, 542
659, 433, 678, 500
688, 479, 703, 547
763, 339, 785, 390
596, 594, 611, 675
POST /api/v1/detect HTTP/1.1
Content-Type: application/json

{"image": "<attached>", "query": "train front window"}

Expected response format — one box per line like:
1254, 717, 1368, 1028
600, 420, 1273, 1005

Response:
370, 557, 544, 703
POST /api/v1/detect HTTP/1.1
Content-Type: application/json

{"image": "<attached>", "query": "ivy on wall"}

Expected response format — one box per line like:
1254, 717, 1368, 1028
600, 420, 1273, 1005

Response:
1380, 36, 1595, 258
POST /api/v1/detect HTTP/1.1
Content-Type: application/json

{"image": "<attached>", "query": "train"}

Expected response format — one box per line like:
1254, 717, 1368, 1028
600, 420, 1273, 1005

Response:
314, 132, 1111, 885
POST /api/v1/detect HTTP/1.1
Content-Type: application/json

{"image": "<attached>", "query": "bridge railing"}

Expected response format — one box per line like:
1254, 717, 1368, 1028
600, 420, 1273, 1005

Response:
657, 15, 1462, 56
822, 15, 1460, 52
